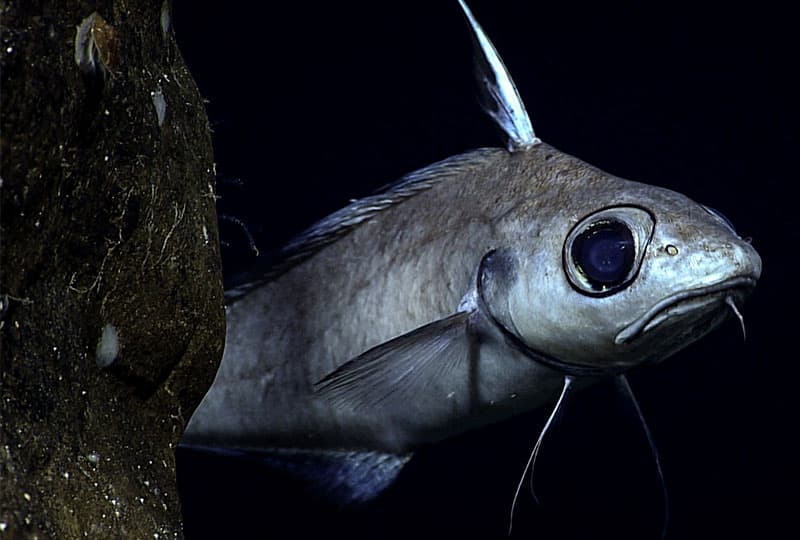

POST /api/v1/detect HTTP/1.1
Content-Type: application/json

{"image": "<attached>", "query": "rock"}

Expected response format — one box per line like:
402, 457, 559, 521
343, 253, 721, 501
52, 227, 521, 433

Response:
0, 1, 225, 537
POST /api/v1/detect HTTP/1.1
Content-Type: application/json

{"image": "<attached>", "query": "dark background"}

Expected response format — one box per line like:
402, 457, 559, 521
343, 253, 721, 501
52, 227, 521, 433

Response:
171, 1, 797, 538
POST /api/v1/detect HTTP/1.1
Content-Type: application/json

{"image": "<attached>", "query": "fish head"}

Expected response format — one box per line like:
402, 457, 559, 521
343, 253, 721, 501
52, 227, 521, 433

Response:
486, 149, 762, 372
455, 0, 761, 373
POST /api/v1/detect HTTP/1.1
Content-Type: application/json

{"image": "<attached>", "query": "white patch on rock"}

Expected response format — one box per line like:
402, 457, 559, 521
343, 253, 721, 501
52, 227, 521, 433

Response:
151, 90, 166, 127
95, 323, 119, 367
160, 0, 171, 37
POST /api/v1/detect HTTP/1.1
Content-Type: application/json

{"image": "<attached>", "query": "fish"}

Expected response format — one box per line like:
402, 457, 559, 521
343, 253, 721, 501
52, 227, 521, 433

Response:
182, 0, 761, 515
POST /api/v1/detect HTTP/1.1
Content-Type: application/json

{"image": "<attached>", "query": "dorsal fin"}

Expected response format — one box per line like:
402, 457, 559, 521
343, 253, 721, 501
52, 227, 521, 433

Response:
224, 148, 502, 302
458, 0, 540, 151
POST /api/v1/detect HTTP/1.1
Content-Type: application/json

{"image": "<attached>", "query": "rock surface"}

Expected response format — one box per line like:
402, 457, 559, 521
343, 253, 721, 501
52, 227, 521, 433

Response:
1, 1, 225, 537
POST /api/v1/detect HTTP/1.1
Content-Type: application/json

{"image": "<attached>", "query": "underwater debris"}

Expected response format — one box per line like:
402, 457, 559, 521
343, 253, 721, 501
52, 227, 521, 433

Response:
74, 12, 118, 78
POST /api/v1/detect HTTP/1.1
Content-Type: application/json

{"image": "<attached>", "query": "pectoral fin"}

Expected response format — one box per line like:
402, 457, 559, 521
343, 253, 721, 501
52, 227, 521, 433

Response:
314, 311, 475, 412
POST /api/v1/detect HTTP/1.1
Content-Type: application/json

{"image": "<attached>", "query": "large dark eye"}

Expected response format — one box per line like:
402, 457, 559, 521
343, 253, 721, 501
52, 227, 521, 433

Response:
563, 207, 654, 297
571, 221, 635, 290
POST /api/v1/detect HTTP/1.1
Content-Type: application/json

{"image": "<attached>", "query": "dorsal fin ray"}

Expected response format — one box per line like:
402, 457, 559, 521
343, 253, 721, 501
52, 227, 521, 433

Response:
224, 148, 502, 303
458, 0, 540, 151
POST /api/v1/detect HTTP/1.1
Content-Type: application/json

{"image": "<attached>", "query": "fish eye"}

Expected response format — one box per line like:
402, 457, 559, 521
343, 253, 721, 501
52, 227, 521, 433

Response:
702, 205, 737, 234
564, 207, 655, 296
571, 221, 634, 289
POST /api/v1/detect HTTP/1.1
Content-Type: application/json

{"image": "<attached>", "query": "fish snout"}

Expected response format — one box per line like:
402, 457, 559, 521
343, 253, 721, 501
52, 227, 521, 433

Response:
613, 234, 761, 348
733, 237, 762, 283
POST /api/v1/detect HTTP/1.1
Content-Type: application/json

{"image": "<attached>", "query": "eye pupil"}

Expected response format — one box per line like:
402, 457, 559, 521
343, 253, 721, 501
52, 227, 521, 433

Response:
571, 220, 635, 290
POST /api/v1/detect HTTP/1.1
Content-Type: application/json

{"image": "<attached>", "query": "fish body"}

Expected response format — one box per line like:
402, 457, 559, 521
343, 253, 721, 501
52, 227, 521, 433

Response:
183, 0, 761, 503
184, 143, 759, 450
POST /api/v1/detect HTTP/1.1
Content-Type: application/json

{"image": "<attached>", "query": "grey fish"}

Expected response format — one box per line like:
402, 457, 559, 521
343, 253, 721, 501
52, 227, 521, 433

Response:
183, 0, 761, 509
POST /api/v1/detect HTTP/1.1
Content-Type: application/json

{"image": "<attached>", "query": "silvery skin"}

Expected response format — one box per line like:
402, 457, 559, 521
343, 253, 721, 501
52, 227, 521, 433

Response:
183, 0, 761, 502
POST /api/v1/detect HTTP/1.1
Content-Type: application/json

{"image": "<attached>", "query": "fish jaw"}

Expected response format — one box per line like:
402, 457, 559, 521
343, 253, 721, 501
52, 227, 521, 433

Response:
615, 276, 758, 345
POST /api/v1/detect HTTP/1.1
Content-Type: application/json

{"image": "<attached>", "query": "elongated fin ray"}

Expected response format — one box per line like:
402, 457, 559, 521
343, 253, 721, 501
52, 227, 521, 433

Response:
458, 0, 540, 151
615, 375, 670, 540
314, 311, 474, 412
509, 376, 574, 535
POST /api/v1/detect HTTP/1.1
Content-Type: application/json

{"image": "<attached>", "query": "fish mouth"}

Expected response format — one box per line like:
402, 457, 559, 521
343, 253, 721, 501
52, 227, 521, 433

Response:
614, 276, 758, 345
